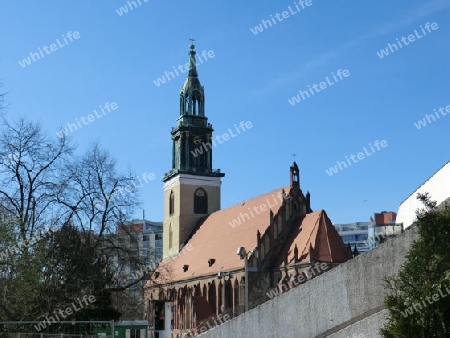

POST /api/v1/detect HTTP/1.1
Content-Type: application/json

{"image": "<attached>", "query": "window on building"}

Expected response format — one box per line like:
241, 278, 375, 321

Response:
129, 329, 141, 338
169, 224, 173, 249
156, 247, 163, 257
154, 300, 165, 330
185, 96, 191, 114
342, 235, 355, 242
169, 191, 174, 215
355, 234, 368, 241
192, 91, 201, 115
194, 188, 207, 214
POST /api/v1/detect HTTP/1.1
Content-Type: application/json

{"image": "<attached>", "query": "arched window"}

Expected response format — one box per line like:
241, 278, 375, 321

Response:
192, 91, 201, 115
239, 278, 245, 306
180, 95, 184, 115
169, 224, 173, 249
233, 279, 239, 311
169, 191, 174, 215
208, 281, 216, 314
194, 188, 207, 214
185, 96, 191, 114
218, 282, 223, 312
225, 279, 233, 310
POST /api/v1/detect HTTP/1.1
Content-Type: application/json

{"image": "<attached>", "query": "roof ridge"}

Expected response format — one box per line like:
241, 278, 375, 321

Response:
219, 185, 290, 212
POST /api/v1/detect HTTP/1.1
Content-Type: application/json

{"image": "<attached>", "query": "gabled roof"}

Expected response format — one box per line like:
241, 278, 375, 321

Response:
279, 210, 348, 266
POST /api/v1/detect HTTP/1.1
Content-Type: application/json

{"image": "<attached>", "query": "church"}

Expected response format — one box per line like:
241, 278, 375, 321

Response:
143, 43, 351, 338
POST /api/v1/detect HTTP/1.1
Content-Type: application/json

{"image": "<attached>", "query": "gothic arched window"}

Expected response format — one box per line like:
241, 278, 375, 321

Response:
185, 96, 191, 114
180, 95, 184, 115
208, 281, 216, 314
192, 91, 201, 115
194, 188, 207, 214
169, 191, 174, 216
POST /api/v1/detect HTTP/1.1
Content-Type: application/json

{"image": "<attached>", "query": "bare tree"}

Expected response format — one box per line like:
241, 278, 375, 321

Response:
0, 117, 72, 320
57, 143, 145, 289
0, 117, 72, 243
59, 143, 138, 236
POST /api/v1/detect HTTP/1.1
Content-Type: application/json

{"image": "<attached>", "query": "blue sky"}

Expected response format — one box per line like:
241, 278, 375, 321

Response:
1, 0, 449, 224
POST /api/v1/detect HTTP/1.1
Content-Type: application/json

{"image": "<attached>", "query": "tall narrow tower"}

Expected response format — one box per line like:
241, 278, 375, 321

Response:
162, 43, 225, 258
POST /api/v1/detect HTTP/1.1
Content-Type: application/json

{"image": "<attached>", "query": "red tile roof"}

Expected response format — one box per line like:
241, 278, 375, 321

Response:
150, 186, 347, 285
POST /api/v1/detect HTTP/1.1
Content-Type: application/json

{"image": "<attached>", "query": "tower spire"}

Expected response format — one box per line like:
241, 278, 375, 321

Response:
163, 41, 224, 181
162, 42, 225, 259
180, 41, 204, 117
188, 38, 198, 78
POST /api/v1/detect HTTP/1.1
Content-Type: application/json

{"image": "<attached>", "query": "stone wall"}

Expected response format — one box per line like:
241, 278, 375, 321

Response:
197, 226, 418, 338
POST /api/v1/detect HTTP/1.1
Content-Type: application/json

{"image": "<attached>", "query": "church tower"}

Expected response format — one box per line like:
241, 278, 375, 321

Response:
162, 43, 225, 258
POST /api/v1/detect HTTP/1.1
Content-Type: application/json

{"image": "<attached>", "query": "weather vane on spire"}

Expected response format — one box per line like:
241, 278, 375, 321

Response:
292, 153, 297, 161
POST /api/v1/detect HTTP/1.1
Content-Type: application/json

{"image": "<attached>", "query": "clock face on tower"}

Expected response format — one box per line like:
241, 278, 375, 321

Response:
195, 188, 205, 197
193, 135, 202, 145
